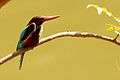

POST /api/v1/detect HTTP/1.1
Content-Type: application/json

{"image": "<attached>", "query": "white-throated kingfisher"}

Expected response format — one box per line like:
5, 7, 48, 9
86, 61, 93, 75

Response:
16, 15, 60, 70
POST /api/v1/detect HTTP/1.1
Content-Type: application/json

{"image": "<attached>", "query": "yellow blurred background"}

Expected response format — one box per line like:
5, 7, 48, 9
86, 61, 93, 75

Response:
0, 0, 120, 80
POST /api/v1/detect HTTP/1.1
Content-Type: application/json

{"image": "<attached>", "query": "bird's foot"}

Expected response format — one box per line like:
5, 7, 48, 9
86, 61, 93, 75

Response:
30, 46, 34, 50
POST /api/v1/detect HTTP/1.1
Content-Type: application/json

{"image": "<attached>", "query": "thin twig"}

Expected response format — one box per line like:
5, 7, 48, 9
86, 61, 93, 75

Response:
114, 34, 119, 41
0, 31, 120, 65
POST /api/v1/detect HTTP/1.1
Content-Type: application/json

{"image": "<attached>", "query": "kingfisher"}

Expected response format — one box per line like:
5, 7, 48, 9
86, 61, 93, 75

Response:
16, 15, 60, 70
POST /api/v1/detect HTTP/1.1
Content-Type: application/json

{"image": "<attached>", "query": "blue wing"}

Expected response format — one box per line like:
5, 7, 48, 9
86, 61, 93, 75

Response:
19, 23, 36, 41
16, 23, 36, 50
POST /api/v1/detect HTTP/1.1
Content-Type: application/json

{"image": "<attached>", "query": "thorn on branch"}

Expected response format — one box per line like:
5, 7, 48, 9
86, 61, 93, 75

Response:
113, 34, 119, 41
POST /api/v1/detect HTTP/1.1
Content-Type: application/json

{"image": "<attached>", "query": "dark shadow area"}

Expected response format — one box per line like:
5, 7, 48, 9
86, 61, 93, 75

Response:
0, 0, 10, 8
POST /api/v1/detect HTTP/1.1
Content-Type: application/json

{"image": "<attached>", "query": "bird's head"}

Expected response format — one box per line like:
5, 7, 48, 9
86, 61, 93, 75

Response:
27, 15, 60, 26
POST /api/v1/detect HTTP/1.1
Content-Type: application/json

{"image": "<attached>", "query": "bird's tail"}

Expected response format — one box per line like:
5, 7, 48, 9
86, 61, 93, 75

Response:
19, 52, 25, 70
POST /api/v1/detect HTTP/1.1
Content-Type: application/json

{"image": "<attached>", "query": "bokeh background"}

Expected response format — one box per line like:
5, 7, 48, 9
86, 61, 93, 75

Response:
0, 0, 120, 80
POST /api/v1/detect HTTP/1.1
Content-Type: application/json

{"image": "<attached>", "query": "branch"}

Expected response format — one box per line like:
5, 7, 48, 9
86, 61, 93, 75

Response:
0, 31, 120, 65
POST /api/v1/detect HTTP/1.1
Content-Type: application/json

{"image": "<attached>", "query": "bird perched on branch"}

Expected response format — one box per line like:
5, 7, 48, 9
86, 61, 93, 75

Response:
16, 15, 60, 70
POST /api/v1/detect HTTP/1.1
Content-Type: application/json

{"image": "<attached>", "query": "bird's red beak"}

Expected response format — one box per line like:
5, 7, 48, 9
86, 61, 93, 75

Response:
41, 15, 60, 21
